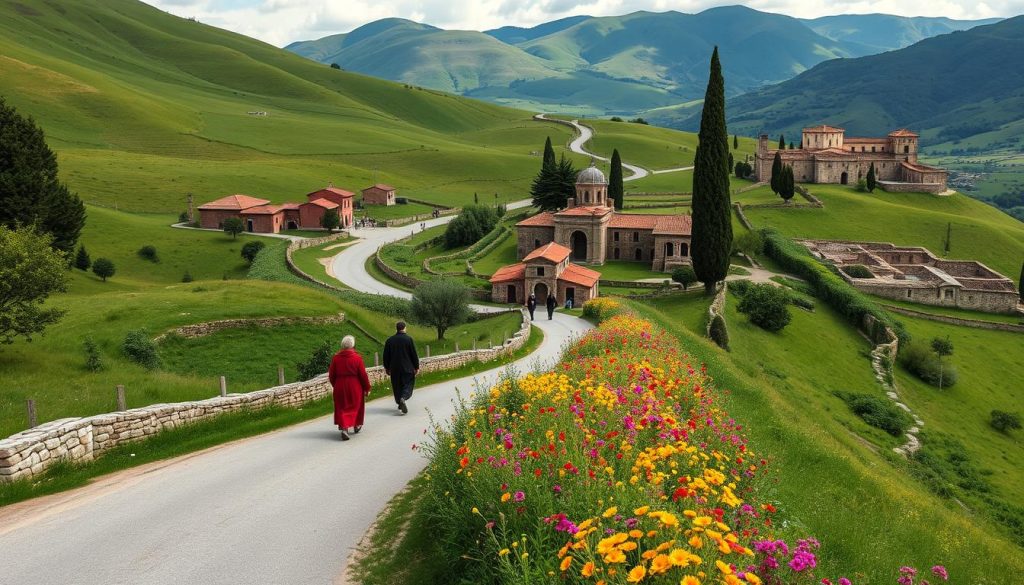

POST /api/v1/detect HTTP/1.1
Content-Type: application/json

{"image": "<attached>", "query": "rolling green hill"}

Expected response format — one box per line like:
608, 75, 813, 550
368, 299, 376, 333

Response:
0, 0, 579, 213
802, 14, 1001, 53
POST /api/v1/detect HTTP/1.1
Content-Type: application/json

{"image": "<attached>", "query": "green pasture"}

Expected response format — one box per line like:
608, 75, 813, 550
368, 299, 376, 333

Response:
358, 202, 436, 222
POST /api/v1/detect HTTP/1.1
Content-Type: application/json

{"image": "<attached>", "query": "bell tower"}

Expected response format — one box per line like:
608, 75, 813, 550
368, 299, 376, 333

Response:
575, 160, 609, 207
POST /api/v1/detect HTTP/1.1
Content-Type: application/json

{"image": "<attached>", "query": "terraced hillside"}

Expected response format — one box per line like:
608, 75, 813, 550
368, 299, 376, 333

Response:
0, 0, 577, 212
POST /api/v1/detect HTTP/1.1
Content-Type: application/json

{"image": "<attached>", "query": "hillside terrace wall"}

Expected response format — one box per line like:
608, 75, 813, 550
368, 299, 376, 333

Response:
153, 314, 347, 342
0, 309, 531, 483
877, 181, 946, 194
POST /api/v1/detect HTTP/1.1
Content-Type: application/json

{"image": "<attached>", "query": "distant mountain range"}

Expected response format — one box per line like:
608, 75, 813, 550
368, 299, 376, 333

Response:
710, 17, 1024, 148
286, 7, 998, 116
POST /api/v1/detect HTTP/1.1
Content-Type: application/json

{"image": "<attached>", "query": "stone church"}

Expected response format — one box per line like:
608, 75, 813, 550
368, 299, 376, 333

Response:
755, 125, 948, 193
490, 163, 692, 305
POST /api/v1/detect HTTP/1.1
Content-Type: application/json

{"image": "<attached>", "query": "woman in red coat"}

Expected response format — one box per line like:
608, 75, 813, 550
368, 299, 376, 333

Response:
327, 335, 371, 441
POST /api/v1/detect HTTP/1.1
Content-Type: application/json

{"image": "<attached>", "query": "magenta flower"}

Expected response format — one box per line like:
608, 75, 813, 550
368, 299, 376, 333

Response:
930, 566, 948, 581
513, 491, 525, 502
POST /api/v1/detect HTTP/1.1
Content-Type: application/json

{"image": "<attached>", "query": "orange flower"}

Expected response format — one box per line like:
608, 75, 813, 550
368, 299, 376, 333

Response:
626, 565, 647, 583
581, 561, 596, 577
560, 556, 572, 571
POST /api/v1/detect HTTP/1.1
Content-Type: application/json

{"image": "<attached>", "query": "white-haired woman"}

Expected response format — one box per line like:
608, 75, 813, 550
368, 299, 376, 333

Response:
327, 335, 371, 440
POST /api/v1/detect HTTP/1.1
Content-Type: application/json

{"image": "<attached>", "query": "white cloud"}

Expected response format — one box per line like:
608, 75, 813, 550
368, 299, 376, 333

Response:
143, 0, 1020, 46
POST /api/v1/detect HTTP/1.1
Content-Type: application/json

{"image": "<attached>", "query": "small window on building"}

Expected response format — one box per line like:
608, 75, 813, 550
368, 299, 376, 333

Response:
634, 248, 642, 261
904, 145, 910, 154
907, 289, 912, 298
537, 267, 545, 277
613, 231, 620, 242
944, 289, 954, 299
632, 231, 639, 242
871, 146, 876, 152
861, 146, 865, 152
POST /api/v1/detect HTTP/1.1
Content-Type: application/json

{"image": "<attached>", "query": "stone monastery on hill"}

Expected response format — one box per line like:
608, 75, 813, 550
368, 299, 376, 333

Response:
755, 126, 948, 193
491, 163, 692, 305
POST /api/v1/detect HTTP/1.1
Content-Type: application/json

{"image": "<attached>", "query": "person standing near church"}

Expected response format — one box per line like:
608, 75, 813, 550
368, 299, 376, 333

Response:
546, 293, 557, 320
526, 293, 537, 320
383, 321, 419, 414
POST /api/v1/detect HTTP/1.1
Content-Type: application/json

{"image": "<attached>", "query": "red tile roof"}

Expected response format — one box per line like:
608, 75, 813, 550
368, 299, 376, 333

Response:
240, 205, 283, 215
279, 203, 302, 210
490, 263, 525, 283
197, 194, 270, 211
558, 263, 600, 287
517, 212, 556, 227
888, 128, 919, 137
309, 187, 353, 198
555, 206, 612, 218
608, 214, 658, 229
304, 198, 339, 209
523, 242, 571, 264
653, 214, 692, 235
363, 184, 395, 192
803, 125, 844, 133
901, 161, 945, 173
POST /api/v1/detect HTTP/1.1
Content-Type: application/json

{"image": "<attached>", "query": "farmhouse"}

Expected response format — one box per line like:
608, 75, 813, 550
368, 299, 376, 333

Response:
197, 184, 354, 233
491, 163, 691, 304
362, 184, 397, 206
755, 126, 948, 193
802, 240, 1020, 314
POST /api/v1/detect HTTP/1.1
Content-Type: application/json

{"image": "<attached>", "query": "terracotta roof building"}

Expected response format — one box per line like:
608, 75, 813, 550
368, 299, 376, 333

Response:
494, 163, 692, 306
362, 184, 397, 206
754, 125, 947, 193
197, 182, 363, 233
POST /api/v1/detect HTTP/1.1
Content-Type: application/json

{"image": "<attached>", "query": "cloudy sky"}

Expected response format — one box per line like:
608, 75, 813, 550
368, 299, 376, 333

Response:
144, 0, 1017, 47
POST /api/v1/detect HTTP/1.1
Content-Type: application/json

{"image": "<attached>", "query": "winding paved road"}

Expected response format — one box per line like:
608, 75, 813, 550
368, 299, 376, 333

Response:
0, 216, 592, 585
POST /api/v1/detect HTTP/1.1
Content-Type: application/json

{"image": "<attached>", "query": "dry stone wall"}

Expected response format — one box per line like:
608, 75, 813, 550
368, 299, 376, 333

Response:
0, 309, 531, 483
154, 314, 347, 342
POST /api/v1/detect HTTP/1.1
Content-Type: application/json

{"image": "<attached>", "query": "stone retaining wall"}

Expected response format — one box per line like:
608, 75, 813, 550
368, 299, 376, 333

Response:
884, 305, 1024, 333
706, 282, 728, 338
154, 314, 347, 342
733, 203, 753, 230
599, 279, 676, 289
375, 253, 492, 301
0, 309, 531, 483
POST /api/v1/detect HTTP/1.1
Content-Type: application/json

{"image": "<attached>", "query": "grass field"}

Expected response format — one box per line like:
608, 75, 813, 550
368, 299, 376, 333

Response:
579, 120, 758, 171
624, 295, 1024, 581
358, 202, 436, 222
741, 184, 1024, 278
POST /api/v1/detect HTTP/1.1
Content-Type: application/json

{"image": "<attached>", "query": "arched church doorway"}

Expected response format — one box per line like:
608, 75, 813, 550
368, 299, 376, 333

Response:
840, 172, 849, 185
570, 231, 587, 262
534, 282, 549, 301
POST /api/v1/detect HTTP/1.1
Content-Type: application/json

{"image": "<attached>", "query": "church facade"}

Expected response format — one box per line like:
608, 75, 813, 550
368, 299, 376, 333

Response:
490, 163, 692, 305
754, 126, 948, 193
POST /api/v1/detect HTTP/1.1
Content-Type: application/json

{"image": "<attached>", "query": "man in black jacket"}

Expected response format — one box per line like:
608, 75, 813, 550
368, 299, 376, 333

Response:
526, 293, 537, 320
382, 321, 419, 414
546, 293, 557, 320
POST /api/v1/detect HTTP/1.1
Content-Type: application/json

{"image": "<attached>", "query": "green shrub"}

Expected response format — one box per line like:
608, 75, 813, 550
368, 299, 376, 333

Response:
761, 229, 908, 344
791, 296, 815, 311
990, 410, 1022, 433
122, 330, 160, 370
671, 266, 697, 290
709, 314, 730, 350
296, 340, 333, 381
181, 271, 193, 283
83, 337, 103, 372
728, 278, 752, 297
241, 240, 265, 264
837, 392, 913, 437
899, 342, 958, 388
737, 283, 791, 332
855, 178, 869, 192
92, 258, 116, 282
444, 205, 500, 249
137, 245, 158, 262
842, 264, 874, 279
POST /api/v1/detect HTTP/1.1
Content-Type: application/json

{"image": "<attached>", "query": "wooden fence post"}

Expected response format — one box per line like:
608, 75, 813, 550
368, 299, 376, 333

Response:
219, 376, 227, 397
116, 385, 126, 411
277, 366, 285, 385
374, 352, 380, 367
26, 399, 37, 429
426, 345, 430, 358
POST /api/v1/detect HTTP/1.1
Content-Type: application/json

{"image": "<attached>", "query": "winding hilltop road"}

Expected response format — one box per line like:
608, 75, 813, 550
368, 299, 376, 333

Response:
0, 216, 592, 585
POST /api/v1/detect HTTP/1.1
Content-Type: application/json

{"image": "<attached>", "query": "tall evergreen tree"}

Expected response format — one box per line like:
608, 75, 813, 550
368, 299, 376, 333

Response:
728, 152, 734, 174
609, 149, 624, 210
690, 47, 733, 295
542, 136, 556, 169
779, 165, 796, 202
866, 162, 877, 192
0, 98, 86, 254
770, 151, 783, 194
778, 134, 786, 150
74, 245, 91, 271
733, 134, 739, 150
530, 154, 576, 211
789, 141, 795, 149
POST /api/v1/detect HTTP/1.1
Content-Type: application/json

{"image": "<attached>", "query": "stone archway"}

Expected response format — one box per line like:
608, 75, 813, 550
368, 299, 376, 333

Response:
570, 231, 587, 262
534, 282, 549, 301
840, 171, 849, 185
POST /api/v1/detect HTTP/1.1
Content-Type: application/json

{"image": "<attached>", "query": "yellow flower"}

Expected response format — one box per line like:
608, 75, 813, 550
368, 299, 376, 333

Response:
650, 554, 672, 575
680, 577, 701, 585
745, 574, 762, 584
688, 535, 703, 549
501, 493, 511, 503
581, 561, 596, 577
693, 516, 713, 528
471, 507, 479, 515
628, 530, 645, 539
715, 560, 733, 575
521, 552, 529, 560
620, 541, 638, 552
603, 549, 627, 564
626, 565, 647, 583
668, 549, 695, 567
498, 548, 510, 556
560, 557, 573, 572
634, 506, 650, 516
603, 506, 619, 518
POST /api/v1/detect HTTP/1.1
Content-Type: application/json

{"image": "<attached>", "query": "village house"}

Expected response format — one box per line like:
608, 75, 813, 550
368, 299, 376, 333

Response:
491, 163, 691, 305
755, 126, 948, 193
197, 184, 354, 234
362, 183, 397, 206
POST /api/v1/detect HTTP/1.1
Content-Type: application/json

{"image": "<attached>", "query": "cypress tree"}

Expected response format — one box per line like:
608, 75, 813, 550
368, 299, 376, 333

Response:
789, 141, 795, 149
779, 165, 795, 202
690, 47, 733, 295
609, 149, 624, 210
778, 134, 785, 150
866, 162, 877, 192
733, 134, 738, 150
74, 245, 91, 271
0, 98, 86, 253
542, 136, 556, 169
770, 151, 783, 194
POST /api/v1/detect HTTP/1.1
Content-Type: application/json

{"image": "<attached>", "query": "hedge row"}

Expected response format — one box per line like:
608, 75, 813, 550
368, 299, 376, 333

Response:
760, 228, 909, 345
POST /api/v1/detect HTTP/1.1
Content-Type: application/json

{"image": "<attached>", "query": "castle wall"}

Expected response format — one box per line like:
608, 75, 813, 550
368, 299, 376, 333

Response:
878, 181, 947, 194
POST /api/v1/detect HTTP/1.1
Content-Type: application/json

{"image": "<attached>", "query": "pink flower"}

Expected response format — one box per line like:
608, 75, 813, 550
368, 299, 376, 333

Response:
513, 491, 525, 502
930, 566, 948, 581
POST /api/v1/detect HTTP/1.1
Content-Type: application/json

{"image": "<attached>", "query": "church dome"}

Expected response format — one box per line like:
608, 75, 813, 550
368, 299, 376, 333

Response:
576, 162, 607, 185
